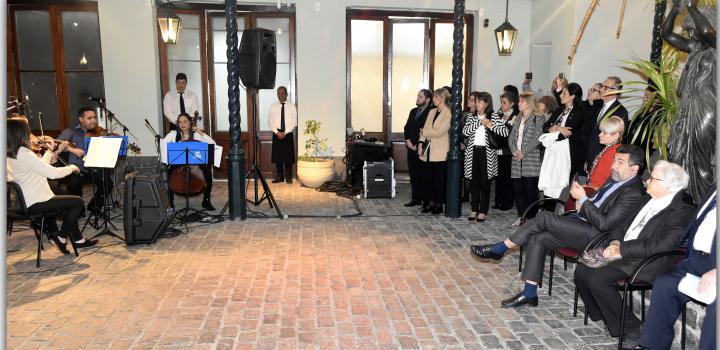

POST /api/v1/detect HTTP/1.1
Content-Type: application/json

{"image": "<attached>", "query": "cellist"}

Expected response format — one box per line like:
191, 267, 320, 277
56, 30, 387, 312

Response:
162, 113, 216, 210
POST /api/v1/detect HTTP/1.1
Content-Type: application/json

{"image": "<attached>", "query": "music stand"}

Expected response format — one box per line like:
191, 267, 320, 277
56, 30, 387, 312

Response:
167, 141, 210, 223
85, 135, 129, 216
81, 137, 124, 241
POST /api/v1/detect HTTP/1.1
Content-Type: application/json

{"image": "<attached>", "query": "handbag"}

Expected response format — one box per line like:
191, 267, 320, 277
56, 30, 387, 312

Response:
486, 127, 507, 150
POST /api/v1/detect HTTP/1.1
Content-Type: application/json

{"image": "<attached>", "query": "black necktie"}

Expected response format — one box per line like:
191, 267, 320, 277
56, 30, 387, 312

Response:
592, 179, 617, 204
414, 107, 423, 121
681, 195, 717, 249
179, 92, 186, 115
280, 103, 286, 131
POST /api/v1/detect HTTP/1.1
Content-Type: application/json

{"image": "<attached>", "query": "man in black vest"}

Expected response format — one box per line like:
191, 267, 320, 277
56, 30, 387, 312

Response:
585, 76, 628, 169
402, 89, 432, 207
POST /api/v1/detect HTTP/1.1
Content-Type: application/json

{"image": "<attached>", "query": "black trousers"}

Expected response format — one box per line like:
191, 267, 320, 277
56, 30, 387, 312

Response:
509, 211, 597, 282
574, 264, 642, 337
65, 169, 113, 210
470, 147, 491, 213
167, 164, 213, 206
423, 160, 447, 205
512, 176, 540, 217
637, 252, 716, 350
27, 195, 84, 241
275, 163, 293, 180
494, 154, 514, 208
407, 147, 422, 202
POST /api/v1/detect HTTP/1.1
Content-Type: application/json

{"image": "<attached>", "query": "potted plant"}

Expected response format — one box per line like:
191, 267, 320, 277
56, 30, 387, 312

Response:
296, 120, 334, 188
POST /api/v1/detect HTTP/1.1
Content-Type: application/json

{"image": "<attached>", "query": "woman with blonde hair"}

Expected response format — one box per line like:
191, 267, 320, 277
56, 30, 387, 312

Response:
586, 116, 625, 189
418, 88, 451, 214
508, 92, 547, 226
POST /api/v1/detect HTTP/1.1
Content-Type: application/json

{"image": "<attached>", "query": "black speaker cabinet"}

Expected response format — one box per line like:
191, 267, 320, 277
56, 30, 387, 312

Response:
363, 159, 395, 198
124, 175, 170, 245
238, 28, 277, 89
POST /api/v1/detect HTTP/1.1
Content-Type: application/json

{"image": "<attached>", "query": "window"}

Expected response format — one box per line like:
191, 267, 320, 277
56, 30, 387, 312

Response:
8, 3, 104, 132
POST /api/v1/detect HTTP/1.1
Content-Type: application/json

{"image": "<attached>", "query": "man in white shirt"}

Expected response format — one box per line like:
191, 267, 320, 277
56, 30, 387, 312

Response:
268, 86, 297, 184
573, 161, 695, 343
163, 73, 200, 130
631, 186, 717, 350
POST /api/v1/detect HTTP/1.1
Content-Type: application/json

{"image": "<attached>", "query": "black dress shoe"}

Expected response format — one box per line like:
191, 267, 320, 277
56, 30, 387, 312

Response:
501, 292, 539, 308
48, 234, 70, 255
421, 205, 433, 213
431, 205, 443, 215
623, 346, 649, 350
74, 239, 99, 248
470, 244, 503, 260
202, 200, 216, 211
271, 177, 284, 183
286, 178, 293, 184
404, 200, 422, 207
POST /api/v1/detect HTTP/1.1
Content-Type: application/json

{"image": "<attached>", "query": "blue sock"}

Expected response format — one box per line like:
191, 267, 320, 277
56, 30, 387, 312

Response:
522, 282, 538, 298
491, 241, 508, 255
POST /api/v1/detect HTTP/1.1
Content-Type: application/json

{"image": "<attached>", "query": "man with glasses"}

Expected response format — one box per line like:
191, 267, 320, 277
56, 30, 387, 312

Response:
573, 160, 695, 346
470, 145, 645, 308
585, 76, 628, 171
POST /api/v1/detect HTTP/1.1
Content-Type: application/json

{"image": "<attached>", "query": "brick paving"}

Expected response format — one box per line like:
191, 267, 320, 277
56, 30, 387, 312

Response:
7, 180, 688, 349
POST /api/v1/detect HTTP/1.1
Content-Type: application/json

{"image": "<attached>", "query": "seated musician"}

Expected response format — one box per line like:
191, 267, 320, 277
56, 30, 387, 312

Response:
57, 107, 114, 214
163, 113, 216, 211
7, 119, 99, 252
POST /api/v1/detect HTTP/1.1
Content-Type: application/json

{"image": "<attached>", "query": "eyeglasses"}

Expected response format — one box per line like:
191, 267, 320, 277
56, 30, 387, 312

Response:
590, 88, 601, 93
601, 85, 618, 90
646, 176, 663, 183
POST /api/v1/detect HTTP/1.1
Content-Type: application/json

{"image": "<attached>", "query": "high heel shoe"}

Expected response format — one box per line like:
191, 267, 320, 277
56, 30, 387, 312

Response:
476, 213, 486, 222
47, 233, 70, 255
468, 212, 477, 221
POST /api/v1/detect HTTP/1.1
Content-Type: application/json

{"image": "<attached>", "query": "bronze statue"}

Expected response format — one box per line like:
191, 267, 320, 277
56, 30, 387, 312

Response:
662, 0, 716, 201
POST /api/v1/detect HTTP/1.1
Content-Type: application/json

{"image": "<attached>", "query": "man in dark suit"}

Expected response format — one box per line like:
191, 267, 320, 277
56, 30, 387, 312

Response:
629, 186, 717, 350
585, 76, 628, 169
403, 89, 433, 207
574, 161, 696, 341
471, 145, 646, 307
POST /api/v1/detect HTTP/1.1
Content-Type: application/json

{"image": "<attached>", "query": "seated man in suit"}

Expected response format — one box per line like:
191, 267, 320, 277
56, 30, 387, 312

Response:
628, 186, 717, 350
471, 145, 646, 307
574, 161, 696, 342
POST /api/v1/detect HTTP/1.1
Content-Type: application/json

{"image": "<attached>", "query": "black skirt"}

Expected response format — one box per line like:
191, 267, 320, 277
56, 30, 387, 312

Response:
271, 132, 295, 164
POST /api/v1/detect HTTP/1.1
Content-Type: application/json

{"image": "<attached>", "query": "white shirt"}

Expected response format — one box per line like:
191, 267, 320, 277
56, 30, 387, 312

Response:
693, 193, 717, 253
473, 114, 487, 146
598, 98, 618, 121
624, 191, 679, 241
268, 101, 298, 134
7, 147, 76, 208
558, 107, 571, 127
163, 90, 200, 124
162, 130, 215, 145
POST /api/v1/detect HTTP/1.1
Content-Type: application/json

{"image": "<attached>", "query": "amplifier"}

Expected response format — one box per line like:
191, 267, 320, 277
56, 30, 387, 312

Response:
123, 175, 171, 245
363, 159, 395, 198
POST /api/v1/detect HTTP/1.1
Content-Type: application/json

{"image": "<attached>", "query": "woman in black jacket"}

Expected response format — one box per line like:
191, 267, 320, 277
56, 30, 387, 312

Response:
544, 82, 587, 182
492, 91, 519, 211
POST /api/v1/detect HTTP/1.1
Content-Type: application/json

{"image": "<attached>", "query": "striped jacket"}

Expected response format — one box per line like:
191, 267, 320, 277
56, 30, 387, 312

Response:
461, 113, 500, 180
508, 113, 547, 178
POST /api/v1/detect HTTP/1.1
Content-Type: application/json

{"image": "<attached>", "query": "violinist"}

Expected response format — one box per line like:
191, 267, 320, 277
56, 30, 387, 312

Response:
163, 113, 216, 211
7, 119, 99, 252
56, 107, 114, 214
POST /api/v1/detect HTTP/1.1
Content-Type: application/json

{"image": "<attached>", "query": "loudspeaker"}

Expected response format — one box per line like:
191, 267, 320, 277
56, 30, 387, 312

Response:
124, 175, 170, 245
238, 28, 277, 89
363, 159, 395, 199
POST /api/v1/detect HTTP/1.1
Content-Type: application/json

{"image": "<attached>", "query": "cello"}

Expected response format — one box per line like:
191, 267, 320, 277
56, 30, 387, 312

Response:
168, 112, 207, 196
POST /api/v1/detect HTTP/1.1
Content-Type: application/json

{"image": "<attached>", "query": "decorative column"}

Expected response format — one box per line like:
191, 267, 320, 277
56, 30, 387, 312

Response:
225, 0, 247, 220
650, 1, 667, 66
445, 0, 465, 218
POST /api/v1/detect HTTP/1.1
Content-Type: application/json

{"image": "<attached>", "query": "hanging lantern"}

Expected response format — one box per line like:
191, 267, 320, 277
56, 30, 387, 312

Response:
157, 7, 181, 44
495, 0, 518, 56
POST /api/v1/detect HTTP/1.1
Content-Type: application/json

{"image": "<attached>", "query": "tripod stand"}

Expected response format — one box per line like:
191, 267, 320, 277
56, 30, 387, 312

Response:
220, 88, 282, 219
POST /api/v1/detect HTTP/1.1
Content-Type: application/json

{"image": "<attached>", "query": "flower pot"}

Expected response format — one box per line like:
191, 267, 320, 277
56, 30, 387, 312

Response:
296, 159, 334, 188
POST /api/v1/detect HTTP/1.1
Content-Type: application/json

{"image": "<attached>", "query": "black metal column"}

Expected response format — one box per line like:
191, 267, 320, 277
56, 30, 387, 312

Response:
445, 0, 465, 218
650, 0, 667, 66
225, 0, 247, 220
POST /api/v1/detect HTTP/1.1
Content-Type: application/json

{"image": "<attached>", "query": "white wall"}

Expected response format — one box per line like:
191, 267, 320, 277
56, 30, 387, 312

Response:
97, 0, 162, 156
529, 0, 576, 94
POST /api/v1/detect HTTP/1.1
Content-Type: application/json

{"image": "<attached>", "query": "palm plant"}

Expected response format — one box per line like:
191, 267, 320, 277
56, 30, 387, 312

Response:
619, 47, 681, 162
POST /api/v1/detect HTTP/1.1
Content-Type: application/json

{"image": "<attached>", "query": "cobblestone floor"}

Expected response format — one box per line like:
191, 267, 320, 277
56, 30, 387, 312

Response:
7, 180, 667, 349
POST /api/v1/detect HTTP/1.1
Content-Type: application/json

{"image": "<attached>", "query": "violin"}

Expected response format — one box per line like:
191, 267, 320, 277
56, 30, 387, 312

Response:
168, 112, 207, 197
84, 126, 142, 154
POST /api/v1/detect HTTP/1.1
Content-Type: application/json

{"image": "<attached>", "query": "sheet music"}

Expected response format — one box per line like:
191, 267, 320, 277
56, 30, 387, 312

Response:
160, 140, 168, 164
213, 145, 223, 168
84, 137, 122, 168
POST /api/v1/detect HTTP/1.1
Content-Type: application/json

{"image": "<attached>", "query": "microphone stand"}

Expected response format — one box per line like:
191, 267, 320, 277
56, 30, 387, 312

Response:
145, 118, 163, 167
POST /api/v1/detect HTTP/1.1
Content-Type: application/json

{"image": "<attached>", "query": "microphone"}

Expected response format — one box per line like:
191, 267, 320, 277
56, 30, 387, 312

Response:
87, 96, 105, 104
